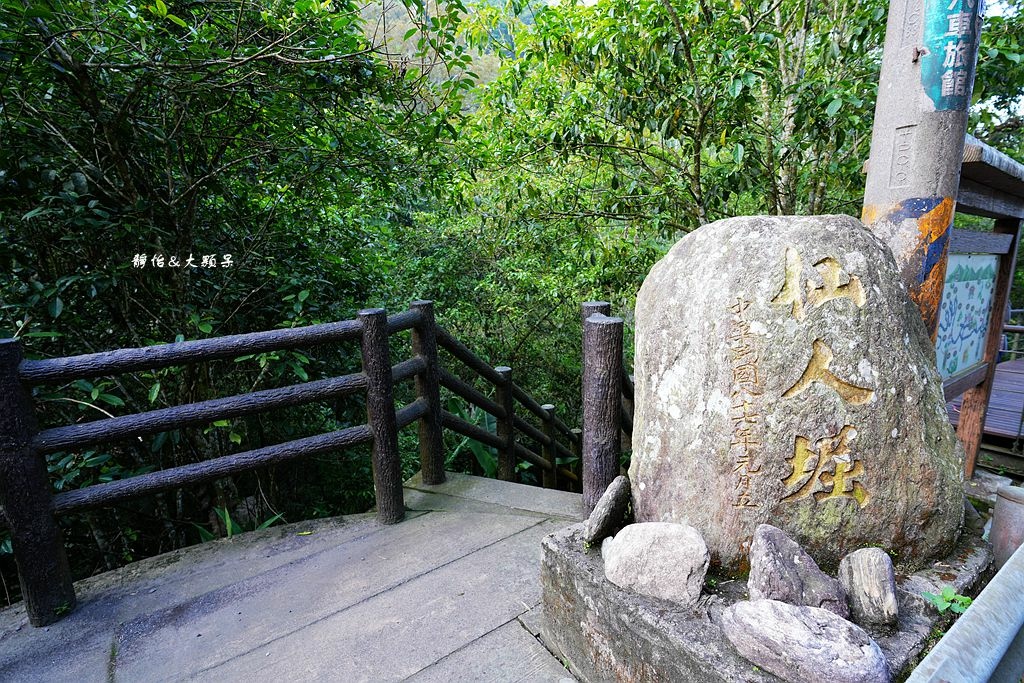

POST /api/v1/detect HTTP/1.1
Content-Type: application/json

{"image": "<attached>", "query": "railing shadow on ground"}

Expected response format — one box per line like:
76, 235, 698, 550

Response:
0, 300, 582, 627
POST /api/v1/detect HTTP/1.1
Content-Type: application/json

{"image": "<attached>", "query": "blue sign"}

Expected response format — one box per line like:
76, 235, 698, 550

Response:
921, 0, 981, 111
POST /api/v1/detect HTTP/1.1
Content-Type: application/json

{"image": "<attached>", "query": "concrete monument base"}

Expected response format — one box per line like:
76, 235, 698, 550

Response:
539, 521, 992, 682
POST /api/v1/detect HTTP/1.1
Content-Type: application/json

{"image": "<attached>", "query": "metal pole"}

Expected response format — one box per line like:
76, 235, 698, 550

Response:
862, 0, 983, 337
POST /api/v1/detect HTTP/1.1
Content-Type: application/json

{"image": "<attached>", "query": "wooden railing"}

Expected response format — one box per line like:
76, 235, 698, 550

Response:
433, 326, 581, 486
0, 300, 579, 627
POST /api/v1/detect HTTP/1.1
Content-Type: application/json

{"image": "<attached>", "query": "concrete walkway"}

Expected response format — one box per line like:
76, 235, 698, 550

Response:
0, 473, 582, 682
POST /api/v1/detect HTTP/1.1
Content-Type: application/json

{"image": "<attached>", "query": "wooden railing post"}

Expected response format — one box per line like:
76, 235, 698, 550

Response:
0, 339, 76, 626
495, 366, 515, 481
410, 300, 445, 485
580, 301, 611, 489
581, 302, 611, 382
359, 309, 404, 524
581, 301, 612, 326
571, 428, 583, 493
582, 313, 623, 514
541, 404, 558, 489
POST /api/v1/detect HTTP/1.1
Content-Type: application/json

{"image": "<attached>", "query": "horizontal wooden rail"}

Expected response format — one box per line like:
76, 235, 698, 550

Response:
52, 398, 428, 516
1005, 325, 1024, 334
943, 364, 989, 401
438, 369, 575, 461
441, 411, 554, 473
436, 327, 508, 387
34, 372, 369, 455
511, 383, 548, 424
511, 415, 573, 460
34, 357, 426, 456
552, 416, 579, 445
19, 311, 421, 385
514, 415, 549, 448
19, 321, 359, 385
386, 309, 422, 334
515, 441, 553, 471
441, 410, 504, 450
52, 423, 374, 514
395, 398, 429, 430
392, 356, 427, 383
439, 368, 506, 420
511, 382, 578, 445
435, 327, 579, 449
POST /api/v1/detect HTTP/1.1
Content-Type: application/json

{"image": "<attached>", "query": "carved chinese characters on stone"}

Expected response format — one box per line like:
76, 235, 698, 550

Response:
782, 340, 874, 405
772, 247, 866, 322
728, 298, 762, 508
774, 249, 875, 509
782, 426, 870, 508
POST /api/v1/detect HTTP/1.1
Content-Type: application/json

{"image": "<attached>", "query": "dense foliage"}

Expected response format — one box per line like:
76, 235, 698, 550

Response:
1, 0, 1022, 603
0, 0, 474, 597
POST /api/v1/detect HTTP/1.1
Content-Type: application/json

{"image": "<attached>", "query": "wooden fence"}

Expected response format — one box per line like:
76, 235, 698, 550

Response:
0, 300, 580, 627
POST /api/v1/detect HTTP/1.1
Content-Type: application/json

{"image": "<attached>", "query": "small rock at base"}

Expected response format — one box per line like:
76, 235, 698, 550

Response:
722, 599, 890, 683
838, 548, 899, 627
583, 475, 631, 544
748, 524, 849, 618
602, 522, 709, 608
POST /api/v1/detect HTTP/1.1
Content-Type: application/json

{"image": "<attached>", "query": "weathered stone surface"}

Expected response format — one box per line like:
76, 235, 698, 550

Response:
629, 214, 964, 570
542, 524, 782, 683
748, 524, 849, 618
839, 548, 899, 627
722, 599, 890, 683
583, 475, 631, 544
601, 522, 708, 608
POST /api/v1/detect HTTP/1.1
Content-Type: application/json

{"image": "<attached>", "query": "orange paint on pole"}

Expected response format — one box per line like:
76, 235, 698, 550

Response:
861, 196, 955, 339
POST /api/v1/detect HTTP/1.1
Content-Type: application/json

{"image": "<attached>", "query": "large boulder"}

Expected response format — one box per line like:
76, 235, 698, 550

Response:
629, 215, 963, 571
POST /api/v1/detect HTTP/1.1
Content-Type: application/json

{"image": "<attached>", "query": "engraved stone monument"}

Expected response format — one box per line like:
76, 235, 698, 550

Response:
629, 214, 964, 570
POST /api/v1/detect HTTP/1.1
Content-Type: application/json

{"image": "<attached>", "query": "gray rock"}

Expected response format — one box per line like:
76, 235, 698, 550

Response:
602, 522, 708, 608
722, 599, 890, 683
749, 524, 849, 618
583, 475, 631, 544
839, 548, 899, 627
629, 214, 964, 570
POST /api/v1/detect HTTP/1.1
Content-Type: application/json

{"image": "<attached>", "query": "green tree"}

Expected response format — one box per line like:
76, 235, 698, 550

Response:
0, 0, 472, 587
385, 0, 890, 415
